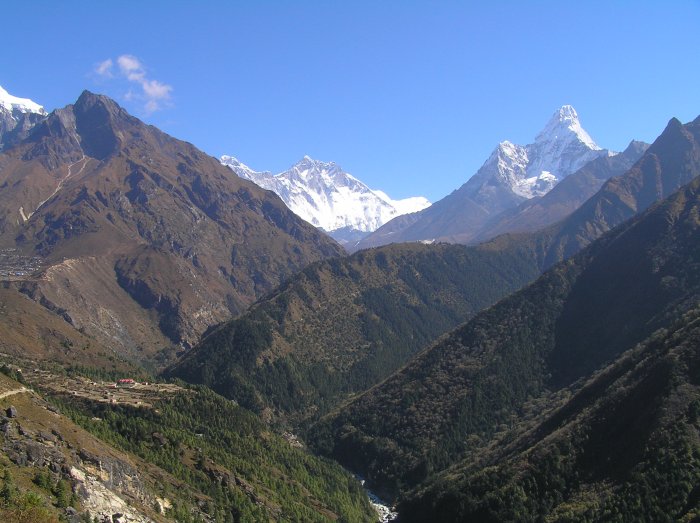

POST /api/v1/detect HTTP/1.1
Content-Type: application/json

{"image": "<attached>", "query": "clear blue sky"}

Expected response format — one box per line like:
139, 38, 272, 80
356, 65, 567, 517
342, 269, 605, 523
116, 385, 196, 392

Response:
4, 1, 700, 201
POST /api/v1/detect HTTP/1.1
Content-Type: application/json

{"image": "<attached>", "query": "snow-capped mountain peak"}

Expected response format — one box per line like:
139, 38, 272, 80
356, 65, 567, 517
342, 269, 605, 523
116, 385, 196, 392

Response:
221, 155, 430, 243
0, 85, 49, 151
472, 105, 611, 200
526, 105, 608, 190
289, 156, 344, 182
287, 156, 367, 192
535, 104, 600, 150
219, 155, 249, 171
0, 85, 46, 116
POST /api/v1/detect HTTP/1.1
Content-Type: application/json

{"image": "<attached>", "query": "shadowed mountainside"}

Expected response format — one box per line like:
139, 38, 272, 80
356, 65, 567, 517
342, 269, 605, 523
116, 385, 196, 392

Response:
311, 160, 700, 508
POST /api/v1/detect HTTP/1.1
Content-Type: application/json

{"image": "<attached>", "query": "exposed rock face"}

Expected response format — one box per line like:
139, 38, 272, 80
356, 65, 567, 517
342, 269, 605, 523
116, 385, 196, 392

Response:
70, 466, 154, 523
0, 388, 160, 522
0, 110, 46, 150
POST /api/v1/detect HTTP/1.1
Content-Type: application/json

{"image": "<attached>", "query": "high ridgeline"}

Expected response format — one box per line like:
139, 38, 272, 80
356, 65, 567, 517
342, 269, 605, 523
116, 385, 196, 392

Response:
0, 91, 343, 366
309, 116, 700, 521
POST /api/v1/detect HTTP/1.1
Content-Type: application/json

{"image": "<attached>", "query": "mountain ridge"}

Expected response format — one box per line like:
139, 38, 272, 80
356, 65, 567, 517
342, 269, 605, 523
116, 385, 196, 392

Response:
394, 171, 700, 520
166, 240, 544, 424
0, 90, 343, 365
310, 115, 700, 505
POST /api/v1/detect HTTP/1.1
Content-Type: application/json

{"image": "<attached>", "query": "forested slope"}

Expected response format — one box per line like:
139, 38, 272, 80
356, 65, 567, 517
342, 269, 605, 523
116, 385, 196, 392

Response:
312, 171, 700, 508
168, 241, 545, 423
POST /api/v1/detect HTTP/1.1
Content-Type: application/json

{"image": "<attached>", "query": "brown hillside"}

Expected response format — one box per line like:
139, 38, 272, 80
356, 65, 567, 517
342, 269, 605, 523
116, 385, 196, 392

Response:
0, 91, 342, 364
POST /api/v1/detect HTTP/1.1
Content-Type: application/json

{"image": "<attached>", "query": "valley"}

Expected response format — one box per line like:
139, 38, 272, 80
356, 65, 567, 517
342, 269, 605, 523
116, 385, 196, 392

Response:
0, 79, 698, 522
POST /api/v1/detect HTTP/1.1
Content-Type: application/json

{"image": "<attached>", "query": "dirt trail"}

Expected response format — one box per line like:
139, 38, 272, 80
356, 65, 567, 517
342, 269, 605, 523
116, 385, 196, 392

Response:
27, 155, 88, 220
0, 386, 28, 400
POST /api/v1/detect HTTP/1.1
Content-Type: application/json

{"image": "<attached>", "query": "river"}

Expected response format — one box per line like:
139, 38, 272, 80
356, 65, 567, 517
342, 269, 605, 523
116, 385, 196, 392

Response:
359, 478, 398, 522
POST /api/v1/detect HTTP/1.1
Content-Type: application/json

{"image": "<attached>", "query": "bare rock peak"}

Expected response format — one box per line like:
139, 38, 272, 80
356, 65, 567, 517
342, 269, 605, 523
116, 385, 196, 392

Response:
622, 140, 651, 157
667, 116, 684, 129
74, 91, 128, 122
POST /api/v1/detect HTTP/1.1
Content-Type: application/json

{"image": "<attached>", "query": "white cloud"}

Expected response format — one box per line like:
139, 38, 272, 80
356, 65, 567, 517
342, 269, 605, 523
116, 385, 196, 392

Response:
142, 79, 172, 100
117, 55, 145, 81
95, 59, 114, 77
95, 54, 173, 113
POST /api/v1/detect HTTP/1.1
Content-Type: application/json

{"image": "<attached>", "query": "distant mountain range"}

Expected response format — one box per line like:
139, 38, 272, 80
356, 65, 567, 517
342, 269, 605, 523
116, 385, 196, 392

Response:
5, 86, 642, 256
354, 105, 616, 250
166, 111, 698, 433
221, 155, 430, 244
168, 113, 700, 431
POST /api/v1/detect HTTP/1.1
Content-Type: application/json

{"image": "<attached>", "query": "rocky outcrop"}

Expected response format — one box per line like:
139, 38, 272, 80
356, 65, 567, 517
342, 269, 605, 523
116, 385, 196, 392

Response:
70, 466, 154, 523
0, 390, 161, 522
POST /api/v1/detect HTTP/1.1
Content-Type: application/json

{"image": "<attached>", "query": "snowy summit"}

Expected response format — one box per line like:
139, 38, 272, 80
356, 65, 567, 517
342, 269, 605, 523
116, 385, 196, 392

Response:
0, 84, 48, 151
473, 104, 611, 199
221, 155, 430, 244
0, 85, 46, 116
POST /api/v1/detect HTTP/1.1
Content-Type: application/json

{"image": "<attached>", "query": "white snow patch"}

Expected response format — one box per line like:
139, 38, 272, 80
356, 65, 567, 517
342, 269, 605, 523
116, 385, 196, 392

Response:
535, 105, 600, 151
0, 85, 46, 115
